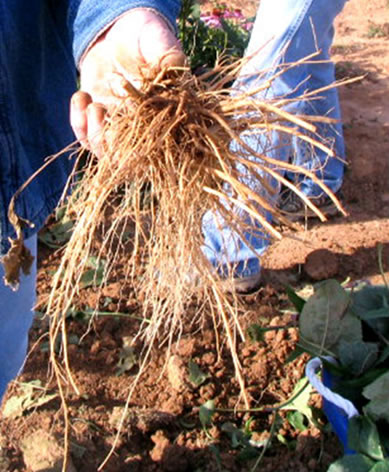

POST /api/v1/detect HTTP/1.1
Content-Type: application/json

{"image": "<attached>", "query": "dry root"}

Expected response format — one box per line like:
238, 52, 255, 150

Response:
47, 62, 343, 341
46, 60, 345, 394
4, 57, 347, 469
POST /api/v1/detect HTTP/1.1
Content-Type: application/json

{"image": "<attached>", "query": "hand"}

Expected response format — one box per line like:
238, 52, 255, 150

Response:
70, 8, 186, 154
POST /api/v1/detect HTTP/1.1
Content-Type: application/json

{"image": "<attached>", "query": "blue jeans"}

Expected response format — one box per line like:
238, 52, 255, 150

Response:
202, 0, 347, 278
0, 236, 36, 402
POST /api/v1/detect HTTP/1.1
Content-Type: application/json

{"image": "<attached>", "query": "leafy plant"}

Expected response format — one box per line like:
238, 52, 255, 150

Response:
199, 399, 216, 434
366, 22, 389, 39
280, 378, 315, 429
291, 279, 389, 470
221, 420, 261, 462
178, 0, 253, 72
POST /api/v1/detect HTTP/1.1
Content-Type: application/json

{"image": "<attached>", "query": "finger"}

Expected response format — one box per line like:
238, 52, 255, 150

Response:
86, 103, 106, 157
70, 91, 93, 146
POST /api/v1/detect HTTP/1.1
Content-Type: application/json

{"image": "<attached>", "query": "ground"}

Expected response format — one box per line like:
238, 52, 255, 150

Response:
1, 0, 388, 471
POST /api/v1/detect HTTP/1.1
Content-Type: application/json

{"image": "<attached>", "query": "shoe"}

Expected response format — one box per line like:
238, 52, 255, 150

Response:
219, 272, 262, 294
277, 188, 342, 222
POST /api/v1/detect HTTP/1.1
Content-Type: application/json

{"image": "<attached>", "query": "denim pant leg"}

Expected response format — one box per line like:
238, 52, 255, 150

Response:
201, 0, 347, 276
0, 235, 37, 402
239, 0, 348, 196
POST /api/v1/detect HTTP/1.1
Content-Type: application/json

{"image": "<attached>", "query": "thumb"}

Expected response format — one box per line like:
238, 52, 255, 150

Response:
110, 10, 186, 83
138, 18, 186, 70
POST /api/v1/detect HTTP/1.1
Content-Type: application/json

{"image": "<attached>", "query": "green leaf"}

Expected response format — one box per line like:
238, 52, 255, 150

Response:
247, 324, 267, 342
80, 257, 106, 288
222, 422, 248, 448
38, 219, 74, 248
280, 378, 314, 425
2, 381, 58, 419
327, 454, 375, 472
363, 370, 389, 422
287, 411, 307, 432
338, 341, 379, 376
359, 308, 389, 320
351, 286, 389, 338
299, 280, 362, 356
188, 360, 209, 388
370, 460, 389, 472
285, 285, 306, 313
348, 416, 384, 461
221, 422, 260, 462
352, 286, 389, 319
378, 345, 389, 365
199, 400, 215, 428
332, 367, 388, 404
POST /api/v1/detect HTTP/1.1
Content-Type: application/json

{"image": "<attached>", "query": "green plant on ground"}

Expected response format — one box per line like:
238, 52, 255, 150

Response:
287, 256, 389, 472
196, 375, 320, 470
38, 205, 74, 249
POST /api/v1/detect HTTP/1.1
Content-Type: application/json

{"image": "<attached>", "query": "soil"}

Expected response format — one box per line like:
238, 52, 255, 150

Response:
1, 0, 388, 471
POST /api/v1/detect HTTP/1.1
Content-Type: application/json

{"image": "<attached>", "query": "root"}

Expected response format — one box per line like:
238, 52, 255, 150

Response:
7, 57, 348, 470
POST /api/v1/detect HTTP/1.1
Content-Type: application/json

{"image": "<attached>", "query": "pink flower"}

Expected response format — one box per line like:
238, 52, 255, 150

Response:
242, 21, 254, 31
200, 14, 223, 29
223, 8, 244, 20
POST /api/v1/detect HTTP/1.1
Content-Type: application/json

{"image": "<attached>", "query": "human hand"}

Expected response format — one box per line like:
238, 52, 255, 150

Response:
70, 8, 185, 154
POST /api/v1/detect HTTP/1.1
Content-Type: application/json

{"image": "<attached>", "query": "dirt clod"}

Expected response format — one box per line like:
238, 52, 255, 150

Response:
21, 430, 76, 472
304, 248, 339, 280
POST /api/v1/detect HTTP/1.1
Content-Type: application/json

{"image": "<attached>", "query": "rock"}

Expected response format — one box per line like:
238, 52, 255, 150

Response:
167, 355, 187, 391
304, 249, 339, 280
21, 429, 76, 472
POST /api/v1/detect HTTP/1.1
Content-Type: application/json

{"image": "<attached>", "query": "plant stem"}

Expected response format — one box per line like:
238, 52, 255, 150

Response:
208, 380, 310, 415
251, 412, 280, 472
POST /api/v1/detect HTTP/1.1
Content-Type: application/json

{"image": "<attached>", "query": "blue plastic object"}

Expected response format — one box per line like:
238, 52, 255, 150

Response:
305, 357, 359, 454
321, 367, 356, 454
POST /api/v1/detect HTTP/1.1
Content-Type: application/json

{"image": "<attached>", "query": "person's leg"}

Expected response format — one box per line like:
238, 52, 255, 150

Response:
201, 0, 347, 284
239, 0, 348, 196
0, 235, 37, 402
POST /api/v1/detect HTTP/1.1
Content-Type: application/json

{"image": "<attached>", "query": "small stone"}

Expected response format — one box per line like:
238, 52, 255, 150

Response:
167, 355, 187, 391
